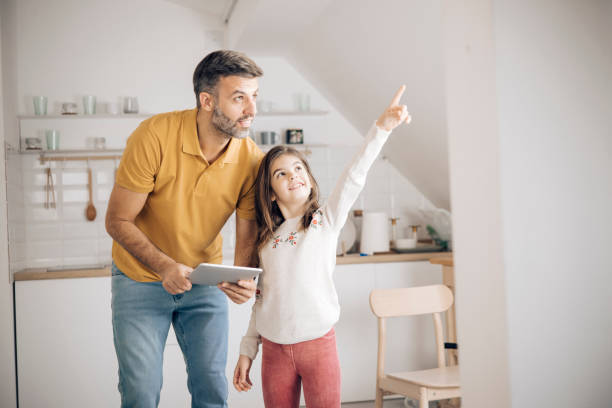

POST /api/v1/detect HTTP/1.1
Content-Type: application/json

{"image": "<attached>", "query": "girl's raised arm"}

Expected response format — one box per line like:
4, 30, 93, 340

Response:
324, 85, 411, 231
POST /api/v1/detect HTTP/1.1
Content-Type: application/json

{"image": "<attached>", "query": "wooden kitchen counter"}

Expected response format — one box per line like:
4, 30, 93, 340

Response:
13, 252, 449, 281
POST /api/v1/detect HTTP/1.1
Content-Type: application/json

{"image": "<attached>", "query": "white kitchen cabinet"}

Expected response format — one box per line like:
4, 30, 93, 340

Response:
333, 261, 443, 403
374, 261, 443, 375
334, 263, 379, 402
15, 277, 119, 408
14, 260, 443, 407
16, 277, 191, 408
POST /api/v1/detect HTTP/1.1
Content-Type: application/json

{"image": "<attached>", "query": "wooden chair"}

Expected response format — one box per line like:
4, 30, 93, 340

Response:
369, 284, 461, 408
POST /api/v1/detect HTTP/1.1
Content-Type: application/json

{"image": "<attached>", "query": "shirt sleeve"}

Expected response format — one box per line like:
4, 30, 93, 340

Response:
236, 182, 257, 220
115, 120, 162, 194
236, 150, 264, 220
324, 122, 392, 231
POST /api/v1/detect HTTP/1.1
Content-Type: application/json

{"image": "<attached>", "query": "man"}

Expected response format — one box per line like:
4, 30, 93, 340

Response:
105, 50, 264, 408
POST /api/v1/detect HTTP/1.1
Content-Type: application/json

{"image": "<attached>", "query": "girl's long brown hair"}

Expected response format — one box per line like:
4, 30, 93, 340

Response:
253, 146, 320, 266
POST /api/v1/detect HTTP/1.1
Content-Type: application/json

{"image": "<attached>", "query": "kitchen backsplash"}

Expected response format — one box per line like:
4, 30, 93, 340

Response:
7, 143, 434, 274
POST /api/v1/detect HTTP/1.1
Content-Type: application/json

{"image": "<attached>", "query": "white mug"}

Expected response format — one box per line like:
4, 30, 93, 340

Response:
107, 102, 119, 115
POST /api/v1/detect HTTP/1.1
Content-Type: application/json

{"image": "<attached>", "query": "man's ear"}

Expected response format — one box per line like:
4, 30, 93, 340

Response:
199, 92, 214, 112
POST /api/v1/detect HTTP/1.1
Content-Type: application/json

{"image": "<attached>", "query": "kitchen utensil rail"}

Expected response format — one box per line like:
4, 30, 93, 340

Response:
38, 152, 122, 164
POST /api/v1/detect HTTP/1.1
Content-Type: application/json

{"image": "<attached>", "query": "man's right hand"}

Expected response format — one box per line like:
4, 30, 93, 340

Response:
158, 262, 193, 294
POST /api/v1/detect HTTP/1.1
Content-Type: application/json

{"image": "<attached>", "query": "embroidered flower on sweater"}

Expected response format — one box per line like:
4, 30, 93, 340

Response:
286, 232, 298, 246
309, 209, 324, 229
272, 235, 282, 249
271, 231, 299, 248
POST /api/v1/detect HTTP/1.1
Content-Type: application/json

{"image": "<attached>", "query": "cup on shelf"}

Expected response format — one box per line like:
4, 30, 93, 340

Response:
25, 137, 42, 150
33, 96, 48, 115
45, 130, 60, 150
83, 95, 96, 115
293, 93, 311, 112
259, 131, 271, 145
61, 102, 77, 115
106, 102, 120, 115
94, 137, 106, 150
270, 131, 280, 144
123, 96, 139, 114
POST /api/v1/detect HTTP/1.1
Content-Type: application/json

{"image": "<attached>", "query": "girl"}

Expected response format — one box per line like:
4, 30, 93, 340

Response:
230, 86, 411, 407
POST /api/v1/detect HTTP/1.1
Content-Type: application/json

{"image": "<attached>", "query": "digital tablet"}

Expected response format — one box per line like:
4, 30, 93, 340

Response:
189, 263, 262, 286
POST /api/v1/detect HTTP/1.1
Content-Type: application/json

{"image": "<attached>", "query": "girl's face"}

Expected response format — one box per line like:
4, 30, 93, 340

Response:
269, 154, 313, 207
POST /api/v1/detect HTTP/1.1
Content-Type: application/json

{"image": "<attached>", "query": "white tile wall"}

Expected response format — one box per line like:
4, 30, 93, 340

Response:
7, 143, 438, 273
7, 152, 119, 272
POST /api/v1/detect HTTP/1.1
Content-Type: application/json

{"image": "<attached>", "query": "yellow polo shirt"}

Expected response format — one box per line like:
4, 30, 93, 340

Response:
112, 108, 263, 282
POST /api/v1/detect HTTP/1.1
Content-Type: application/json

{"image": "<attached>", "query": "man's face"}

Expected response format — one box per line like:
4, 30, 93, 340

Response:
209, 75, 259, 139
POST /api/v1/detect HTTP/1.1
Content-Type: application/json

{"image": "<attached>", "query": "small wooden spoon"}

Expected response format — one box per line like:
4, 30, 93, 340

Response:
85, 167, 97, 221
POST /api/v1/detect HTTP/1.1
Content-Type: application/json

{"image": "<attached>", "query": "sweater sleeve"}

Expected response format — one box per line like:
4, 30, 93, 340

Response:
239, 303, 261, 360
324, 122, 392, 231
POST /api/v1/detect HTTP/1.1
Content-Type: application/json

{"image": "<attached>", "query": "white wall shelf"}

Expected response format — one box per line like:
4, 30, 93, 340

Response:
257, 110, 329, 116
18, 113, 153, 119
19, 111, 328, 119
20, 149, 124, 155
19, 145, 330, 155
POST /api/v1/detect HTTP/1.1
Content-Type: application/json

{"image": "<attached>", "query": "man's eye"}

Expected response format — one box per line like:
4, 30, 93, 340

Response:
235, 96, 243, 102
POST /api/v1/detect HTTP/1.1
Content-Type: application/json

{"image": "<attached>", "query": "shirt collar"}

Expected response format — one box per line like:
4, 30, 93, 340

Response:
182, 108, 240, 164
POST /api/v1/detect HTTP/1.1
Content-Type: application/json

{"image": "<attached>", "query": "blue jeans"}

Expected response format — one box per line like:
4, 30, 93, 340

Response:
111, 263, 228, 408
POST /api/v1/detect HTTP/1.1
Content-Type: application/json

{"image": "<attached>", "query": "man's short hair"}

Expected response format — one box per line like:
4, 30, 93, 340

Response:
193, 50, 263, 107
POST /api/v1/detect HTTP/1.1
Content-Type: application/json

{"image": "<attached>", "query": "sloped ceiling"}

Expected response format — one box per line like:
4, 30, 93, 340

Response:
223, 0, 450, 209
164, 0, 235, 20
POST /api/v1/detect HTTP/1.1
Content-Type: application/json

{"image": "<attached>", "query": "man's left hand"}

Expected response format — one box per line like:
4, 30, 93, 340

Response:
217, 279, 256, 304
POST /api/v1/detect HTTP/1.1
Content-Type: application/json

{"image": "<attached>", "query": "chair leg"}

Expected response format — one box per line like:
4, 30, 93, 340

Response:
419, 387, 429, 408
375, 387, 384, 408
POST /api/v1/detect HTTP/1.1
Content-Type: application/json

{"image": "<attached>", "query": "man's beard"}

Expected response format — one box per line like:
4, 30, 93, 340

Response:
212, 105, 252, 139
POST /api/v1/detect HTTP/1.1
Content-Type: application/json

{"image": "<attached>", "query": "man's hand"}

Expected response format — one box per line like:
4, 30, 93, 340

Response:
217, 279, 256, 304
233, 354, 253, 392
376, 84, 412, 132
158, 262, 193, 295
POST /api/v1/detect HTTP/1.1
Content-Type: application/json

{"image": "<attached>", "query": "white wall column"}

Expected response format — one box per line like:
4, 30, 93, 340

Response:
0, 0, 18, 405
445, 1, 612, 406
443, 1, 511, 407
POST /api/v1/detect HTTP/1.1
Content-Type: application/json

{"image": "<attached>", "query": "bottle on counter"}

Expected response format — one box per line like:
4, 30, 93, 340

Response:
352, 209, 363, 253
390, 217, 399, 249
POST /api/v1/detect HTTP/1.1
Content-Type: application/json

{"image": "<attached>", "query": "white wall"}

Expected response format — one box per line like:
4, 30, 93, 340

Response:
446, 1, 612, 407
443, 1, 511, 406
6, 0, 223, 274
15, 0, 223, 117
8, 0, 439, 273
0, 0, 18, 405
10, 53, 438, 272
234, 0, 451, 210
495, 1, 612, 406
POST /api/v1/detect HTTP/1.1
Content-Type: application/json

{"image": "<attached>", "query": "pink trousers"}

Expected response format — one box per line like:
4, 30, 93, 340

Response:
261, 328, 341, 408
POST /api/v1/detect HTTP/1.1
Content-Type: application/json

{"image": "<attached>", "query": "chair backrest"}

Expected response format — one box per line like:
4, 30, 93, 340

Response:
369, 284, 454, 369
369, 284, 453, 318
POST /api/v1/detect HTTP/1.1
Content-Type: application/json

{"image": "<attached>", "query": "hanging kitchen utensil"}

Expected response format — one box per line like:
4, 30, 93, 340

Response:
44, 168, 49, 209
85, 164, 97, 221
45, 167, 56, 209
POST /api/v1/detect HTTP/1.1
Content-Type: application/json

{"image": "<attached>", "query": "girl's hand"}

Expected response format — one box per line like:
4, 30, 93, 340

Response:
233, 355, 253, 392
376, 85, 412, 131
